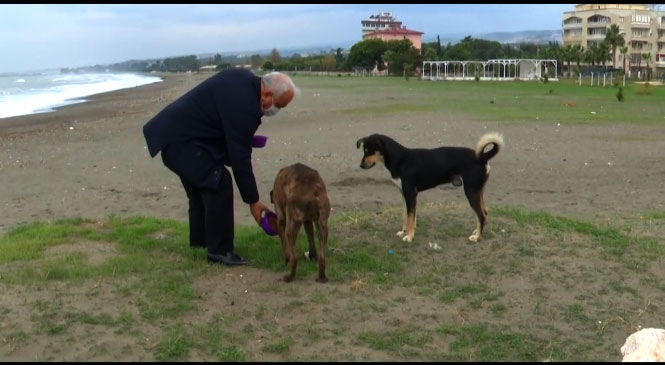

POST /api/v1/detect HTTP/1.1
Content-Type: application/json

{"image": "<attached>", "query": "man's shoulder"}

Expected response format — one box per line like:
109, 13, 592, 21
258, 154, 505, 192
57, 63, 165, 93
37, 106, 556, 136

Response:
217, 68, 256, 80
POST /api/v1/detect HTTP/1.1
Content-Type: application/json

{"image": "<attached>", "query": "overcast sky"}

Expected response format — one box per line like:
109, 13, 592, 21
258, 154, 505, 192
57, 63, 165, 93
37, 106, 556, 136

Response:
0, 4, 575, 73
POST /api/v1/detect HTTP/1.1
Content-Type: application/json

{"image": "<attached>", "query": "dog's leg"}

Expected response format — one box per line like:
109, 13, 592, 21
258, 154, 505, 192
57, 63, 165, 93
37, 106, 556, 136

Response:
284, 219, 302, 283
303, 221, 318, 261
401, 189, 418, 242
276, 213, 289, 265
396, 197, 408, 238
464, 187, 486, 242
395, 205, 416, 237
315, 219, 329, 283
392, 178, 409, 238
482, 193, 488, 218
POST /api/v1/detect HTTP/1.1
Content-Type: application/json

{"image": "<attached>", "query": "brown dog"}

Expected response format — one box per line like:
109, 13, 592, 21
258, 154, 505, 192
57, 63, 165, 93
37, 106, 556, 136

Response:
270, 163, 331, 283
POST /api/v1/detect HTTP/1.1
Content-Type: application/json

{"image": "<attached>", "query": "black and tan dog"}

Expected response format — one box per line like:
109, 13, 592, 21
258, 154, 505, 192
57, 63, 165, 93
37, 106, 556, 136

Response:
270, 163, 331, 283
356, 132, 504, 243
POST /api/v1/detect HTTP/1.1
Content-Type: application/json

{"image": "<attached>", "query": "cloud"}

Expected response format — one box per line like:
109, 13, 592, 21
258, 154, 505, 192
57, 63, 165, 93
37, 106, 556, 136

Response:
0, 4, 575, 73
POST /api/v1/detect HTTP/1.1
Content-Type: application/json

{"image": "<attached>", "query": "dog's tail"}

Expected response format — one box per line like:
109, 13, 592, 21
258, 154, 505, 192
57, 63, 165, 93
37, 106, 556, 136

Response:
475, 132, 504, 163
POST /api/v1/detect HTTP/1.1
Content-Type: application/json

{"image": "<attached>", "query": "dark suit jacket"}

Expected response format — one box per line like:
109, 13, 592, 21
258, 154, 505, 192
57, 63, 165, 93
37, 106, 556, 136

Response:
143, 68, 263, 204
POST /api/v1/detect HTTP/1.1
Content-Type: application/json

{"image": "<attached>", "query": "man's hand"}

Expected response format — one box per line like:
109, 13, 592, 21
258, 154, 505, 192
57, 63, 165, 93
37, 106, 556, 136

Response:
250, 200, 271, 224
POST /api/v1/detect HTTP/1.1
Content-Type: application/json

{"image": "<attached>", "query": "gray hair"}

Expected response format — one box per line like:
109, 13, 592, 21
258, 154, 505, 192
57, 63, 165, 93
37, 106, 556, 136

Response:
262, 72, 300, 100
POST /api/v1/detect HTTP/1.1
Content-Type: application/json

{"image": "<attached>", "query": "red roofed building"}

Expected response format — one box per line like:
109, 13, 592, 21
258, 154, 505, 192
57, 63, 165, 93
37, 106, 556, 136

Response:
361, 12, 424, 52
361, 11, 403, 37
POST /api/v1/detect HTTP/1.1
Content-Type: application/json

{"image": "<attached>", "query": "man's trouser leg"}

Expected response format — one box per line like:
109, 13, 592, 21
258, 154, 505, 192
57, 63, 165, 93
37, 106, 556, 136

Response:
162, 143, 234, 254
180, 177, 205, 248
200, 166, 235, 255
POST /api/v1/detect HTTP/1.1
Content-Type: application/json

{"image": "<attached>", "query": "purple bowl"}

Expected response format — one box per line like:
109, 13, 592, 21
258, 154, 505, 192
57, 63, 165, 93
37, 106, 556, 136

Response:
260, 211, 278, 236
252, 135, 268, 148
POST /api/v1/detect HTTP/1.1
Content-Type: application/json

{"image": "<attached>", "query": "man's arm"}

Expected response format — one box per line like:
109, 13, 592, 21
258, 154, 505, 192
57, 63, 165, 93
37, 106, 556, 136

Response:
222, 108, 261, 204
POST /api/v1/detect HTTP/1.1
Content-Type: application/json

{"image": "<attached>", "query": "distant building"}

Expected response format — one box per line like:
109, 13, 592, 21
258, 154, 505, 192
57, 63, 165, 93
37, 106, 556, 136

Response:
198, 65, 217, 72
361, 12, 424, 51
361, 11, 403, 37
562, 4, 665, 75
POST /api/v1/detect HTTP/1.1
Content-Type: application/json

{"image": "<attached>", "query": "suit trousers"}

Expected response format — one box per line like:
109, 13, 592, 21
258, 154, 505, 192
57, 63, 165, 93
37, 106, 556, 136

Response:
161, 141, 235, 255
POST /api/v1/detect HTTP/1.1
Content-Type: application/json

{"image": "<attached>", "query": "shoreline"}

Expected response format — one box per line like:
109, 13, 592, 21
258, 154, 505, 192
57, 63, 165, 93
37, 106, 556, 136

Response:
0, 71, 214, 234
0, 72, 207, 137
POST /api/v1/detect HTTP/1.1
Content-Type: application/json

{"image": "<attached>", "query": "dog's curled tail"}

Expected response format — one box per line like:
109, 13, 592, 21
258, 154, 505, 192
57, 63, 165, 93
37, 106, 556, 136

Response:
475, 132, 504, 163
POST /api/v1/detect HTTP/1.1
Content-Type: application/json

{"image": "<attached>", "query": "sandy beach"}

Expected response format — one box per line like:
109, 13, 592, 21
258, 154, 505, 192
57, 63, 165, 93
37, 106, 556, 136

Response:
2, 71, 664, 237
0, 72, 209, 233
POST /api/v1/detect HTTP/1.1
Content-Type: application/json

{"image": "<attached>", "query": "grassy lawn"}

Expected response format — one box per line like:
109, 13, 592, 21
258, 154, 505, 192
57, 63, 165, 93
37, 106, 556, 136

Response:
292, 73, 665, 125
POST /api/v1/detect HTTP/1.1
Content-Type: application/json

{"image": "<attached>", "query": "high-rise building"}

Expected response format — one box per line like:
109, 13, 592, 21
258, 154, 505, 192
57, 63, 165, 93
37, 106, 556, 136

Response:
562, 4, 665, 74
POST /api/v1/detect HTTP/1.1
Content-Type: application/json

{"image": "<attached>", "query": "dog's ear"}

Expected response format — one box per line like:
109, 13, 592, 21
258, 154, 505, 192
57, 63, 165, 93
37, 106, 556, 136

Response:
378, 137, 386, 149
356, 137, 365, 149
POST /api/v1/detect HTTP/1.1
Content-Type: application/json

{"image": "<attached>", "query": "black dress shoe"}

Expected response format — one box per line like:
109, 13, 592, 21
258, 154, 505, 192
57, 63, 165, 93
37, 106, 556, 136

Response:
207, 252, 248, 266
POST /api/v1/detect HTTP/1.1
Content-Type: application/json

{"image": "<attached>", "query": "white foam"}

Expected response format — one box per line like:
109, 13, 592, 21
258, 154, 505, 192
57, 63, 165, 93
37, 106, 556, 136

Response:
0, 73, 162, 119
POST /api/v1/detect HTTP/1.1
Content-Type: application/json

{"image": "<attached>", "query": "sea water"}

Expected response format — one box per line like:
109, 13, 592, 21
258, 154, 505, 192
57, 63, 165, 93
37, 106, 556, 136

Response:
0, 70, 162, 120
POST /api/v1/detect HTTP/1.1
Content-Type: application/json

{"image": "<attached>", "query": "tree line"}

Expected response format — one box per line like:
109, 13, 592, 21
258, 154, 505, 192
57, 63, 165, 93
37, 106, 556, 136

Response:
70, 26, 653, 80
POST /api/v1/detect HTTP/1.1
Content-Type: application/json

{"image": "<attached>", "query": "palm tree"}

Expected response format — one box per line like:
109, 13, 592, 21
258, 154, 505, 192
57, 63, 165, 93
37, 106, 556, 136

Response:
604, 23, 625, 69
543, 41, 561, 76
642, 52, 652, 82
599, 41, 611, 68
584, 44, 599, 67
619, 45, 629, 74
559, 44, 572, 77
571, 44, 584, 76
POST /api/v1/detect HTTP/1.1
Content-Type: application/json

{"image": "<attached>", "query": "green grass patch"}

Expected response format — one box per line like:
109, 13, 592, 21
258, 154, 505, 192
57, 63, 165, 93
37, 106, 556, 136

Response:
1, 205, 664, 361
290, 76, 665, 125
